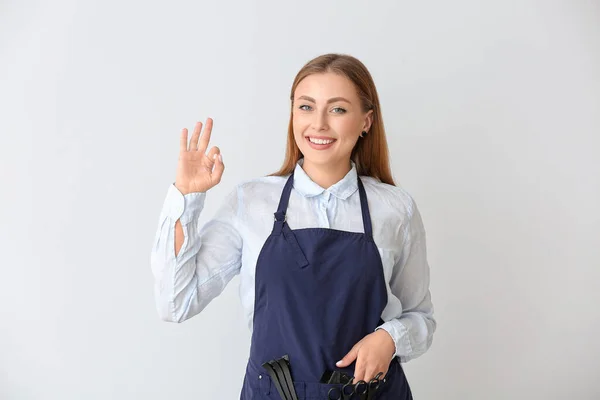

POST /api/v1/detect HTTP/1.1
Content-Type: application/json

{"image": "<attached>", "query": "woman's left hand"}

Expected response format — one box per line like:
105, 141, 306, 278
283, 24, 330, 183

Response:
335, 329, 396, 383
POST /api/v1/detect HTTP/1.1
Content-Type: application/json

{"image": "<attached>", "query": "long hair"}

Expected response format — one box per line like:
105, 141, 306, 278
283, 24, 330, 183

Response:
268, 53, 396, 186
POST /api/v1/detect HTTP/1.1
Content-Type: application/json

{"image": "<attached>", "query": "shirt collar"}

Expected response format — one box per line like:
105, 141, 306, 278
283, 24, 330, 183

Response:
292, 158, 359, 200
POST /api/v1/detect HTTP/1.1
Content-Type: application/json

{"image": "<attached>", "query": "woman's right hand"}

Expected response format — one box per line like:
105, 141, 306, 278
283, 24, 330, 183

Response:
175, 118, 224, 195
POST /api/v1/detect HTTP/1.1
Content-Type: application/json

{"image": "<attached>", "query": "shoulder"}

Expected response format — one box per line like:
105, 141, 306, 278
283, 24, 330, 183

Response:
228, 174, 290, 218
360, 176, 417, 218
234, 174, 289, 196
360, 176, 425, 248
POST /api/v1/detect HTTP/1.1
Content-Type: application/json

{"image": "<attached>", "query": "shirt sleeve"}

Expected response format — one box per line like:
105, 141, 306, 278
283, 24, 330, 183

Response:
150, 183, 243, 323
376, 197, 436, 363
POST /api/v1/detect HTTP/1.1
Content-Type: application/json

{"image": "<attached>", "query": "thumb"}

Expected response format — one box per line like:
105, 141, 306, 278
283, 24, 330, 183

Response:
336, 343, 360, 367
212, 153, 225, 182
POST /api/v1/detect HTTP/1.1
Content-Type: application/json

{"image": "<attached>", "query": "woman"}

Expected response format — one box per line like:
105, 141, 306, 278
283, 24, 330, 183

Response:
151, 53, 436, 399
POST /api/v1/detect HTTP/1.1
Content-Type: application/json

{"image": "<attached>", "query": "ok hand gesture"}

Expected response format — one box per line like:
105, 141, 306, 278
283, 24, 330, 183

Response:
175, 118, 224, 195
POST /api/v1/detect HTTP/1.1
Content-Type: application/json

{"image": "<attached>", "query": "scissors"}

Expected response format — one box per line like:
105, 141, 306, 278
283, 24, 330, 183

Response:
327, 378, 368, 400
365, 372, 384, 400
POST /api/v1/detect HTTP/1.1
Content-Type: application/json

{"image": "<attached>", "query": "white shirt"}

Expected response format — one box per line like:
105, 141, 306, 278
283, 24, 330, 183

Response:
150, 159, 436, 363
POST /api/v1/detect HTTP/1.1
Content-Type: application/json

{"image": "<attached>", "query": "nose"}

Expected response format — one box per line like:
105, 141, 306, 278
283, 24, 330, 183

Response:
310, 109, 329, 132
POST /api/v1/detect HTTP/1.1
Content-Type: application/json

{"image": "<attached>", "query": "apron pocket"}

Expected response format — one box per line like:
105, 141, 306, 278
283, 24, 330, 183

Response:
245, 361, 308, 398
244, 361, 271, 396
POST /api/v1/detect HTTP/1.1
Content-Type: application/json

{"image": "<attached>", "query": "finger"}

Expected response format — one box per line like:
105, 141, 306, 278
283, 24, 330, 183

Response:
180, 128, 188, 153
197, 117, 213, 153
206, 146, 220, 166
189, 121, 203, 151
364, 367, 377, 382
352, 359, 366, 383
212, 153, 225, 183
336, 344, 359, 368
204, 146, 220, 172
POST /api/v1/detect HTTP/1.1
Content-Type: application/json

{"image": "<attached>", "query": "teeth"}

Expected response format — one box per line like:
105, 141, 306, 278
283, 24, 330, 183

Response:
308, 137, 335, 145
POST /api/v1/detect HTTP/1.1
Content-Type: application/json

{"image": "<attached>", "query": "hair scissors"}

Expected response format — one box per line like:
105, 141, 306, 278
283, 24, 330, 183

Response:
327, 378, 368, 400
326, 371, 385, 400
365, 372, 384, 400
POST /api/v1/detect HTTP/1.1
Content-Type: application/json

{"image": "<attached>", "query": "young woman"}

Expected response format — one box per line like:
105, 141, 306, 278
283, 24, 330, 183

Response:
151, 53, 436, 399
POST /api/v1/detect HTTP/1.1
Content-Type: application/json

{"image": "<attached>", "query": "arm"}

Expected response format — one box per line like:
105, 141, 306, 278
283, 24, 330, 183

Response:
376, 197, 436, 363
150, 182, 243, 323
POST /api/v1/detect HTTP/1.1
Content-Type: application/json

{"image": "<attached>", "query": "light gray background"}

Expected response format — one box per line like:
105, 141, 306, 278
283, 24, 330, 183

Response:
1, 0, 599, 399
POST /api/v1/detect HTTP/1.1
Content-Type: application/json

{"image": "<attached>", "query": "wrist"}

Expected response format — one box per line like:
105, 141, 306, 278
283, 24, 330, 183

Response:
174, 183, 191, 195
375, 328, 396, 359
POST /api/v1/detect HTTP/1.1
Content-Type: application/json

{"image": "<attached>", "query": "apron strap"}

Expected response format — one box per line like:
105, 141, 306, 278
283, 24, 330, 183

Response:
274, 172, 294, 222
357, 176, 374, 241
273, 173, 309, 268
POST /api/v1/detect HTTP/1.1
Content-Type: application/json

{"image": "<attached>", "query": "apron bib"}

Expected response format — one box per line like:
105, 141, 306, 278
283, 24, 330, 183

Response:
240, 171, 413, 399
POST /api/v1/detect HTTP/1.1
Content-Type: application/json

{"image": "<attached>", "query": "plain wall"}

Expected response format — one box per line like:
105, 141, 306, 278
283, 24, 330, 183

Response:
1, 0, 599, 399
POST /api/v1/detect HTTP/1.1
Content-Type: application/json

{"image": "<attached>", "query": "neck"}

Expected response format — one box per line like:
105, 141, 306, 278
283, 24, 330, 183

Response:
301, 158, 352, 189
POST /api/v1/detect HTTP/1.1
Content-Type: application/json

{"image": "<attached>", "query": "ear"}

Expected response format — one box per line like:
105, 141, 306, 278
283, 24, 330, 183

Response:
362, 109, 374, 132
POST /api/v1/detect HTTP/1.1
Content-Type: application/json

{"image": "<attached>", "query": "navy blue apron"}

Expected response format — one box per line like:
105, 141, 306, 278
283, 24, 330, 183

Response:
240, 170, 413, 399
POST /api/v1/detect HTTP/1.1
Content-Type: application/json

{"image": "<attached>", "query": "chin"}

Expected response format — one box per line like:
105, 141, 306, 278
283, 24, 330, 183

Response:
301, 152, 341, 166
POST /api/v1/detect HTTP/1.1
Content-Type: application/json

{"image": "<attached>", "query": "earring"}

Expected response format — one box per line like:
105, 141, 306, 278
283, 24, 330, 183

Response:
360, 130, 367, 138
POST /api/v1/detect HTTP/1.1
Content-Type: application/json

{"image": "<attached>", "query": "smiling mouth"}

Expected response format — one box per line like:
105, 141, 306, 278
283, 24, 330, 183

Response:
306, 136, 337, 145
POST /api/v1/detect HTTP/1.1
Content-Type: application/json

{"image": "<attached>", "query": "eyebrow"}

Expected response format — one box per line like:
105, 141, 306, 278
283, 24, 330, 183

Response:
297, 95, 351, 104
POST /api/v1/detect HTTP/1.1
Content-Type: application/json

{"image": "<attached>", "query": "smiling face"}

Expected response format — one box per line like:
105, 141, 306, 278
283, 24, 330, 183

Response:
292, 72, 373, 169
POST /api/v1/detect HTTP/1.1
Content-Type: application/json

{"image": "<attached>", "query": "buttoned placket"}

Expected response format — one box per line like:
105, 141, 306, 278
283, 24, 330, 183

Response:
321, 190, 331, 228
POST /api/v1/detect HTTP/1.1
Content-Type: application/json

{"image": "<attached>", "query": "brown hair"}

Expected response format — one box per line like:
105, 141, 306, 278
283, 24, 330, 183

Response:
268, 53, 396, 186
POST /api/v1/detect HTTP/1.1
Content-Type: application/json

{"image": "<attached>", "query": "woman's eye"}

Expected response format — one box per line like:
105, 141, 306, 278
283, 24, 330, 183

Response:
297, 105, 346, 113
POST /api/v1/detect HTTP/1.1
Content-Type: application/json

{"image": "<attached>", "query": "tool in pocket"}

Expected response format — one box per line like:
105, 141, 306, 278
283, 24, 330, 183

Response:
262, 355, 299, 400
326, 371, 384, 400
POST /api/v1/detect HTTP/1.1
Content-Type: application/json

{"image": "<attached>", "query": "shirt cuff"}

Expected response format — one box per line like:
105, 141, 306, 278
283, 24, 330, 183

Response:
375, 320, 412, 362
164, 183, 207, 226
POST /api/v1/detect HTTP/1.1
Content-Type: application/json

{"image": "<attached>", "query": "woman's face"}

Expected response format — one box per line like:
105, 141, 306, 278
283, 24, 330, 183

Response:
292, 72, 372, 168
